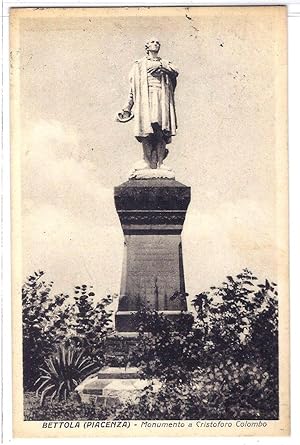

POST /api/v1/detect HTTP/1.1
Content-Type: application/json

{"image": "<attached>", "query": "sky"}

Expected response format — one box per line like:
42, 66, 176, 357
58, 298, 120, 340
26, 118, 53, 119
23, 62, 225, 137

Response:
13, 6, 287, 303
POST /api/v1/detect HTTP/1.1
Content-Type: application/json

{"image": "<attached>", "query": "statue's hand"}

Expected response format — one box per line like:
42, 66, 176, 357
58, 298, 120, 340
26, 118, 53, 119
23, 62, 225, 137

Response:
147, 60, 163, 74
121, 111, 131, 119
147, 65, 170, 77
158, 66, 171, 74
147, 66, 160, 75
116, 109, 134, 123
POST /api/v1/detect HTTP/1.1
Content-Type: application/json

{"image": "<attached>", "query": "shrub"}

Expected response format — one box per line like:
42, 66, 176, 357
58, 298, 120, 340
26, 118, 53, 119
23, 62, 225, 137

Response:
118, 361, 277, 420
129, 309, 204, 383
192, 268, 278, 373
23, 273, 115, 391
65, 285, 114, 365
22, 271, 70, 390
35, 345, 100, 405
23, 269, 279, 420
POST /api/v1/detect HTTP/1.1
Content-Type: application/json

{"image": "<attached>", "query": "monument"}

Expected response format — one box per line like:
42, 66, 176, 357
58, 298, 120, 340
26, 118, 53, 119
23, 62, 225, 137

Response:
76, 38, 190, 404
115, 38, 190, 331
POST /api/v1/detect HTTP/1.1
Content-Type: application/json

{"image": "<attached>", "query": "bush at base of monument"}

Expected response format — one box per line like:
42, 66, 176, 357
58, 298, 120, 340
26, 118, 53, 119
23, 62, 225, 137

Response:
129, 309, 203, 382
117, 362, 277, 420
122, 269, 278, 420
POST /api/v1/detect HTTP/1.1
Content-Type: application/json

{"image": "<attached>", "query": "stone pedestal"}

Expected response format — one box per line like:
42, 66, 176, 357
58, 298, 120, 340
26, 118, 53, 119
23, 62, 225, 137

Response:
114, 179, 191, 331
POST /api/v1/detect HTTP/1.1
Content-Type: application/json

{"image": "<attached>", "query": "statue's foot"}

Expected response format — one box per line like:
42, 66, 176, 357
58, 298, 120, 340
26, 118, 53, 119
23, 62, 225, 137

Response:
131, 159, 150, 170
158, 162, 172, 171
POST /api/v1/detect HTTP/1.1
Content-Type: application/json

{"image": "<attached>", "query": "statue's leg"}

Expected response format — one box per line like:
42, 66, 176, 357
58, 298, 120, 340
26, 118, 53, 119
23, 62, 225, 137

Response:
152, 125, 167, 168
151, 149, 158, 169
142, 136, 157, 169
156, 139, 167, 167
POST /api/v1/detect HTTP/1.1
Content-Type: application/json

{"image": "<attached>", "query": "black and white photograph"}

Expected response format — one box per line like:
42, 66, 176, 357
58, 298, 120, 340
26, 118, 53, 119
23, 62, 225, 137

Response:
10, 5, 289, 437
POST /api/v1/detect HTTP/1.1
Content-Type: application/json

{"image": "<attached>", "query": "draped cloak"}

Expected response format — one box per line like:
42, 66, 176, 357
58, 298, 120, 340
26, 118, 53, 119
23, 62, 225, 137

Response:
127, 56, 178, 141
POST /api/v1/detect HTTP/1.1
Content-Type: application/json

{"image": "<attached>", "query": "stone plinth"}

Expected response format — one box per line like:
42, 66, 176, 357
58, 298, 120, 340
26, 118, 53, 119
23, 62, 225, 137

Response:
76, 366, 161, 406
114, 179, 191, 331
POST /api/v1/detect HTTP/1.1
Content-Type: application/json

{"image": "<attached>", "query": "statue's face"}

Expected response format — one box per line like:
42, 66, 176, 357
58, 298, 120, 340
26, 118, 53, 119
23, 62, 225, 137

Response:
147, 39, 160, 53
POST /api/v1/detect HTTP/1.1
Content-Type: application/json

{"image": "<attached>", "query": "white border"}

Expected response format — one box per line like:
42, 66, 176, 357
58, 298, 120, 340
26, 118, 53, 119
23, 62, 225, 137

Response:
287, 6, 300, 444
1, 1, 300, 444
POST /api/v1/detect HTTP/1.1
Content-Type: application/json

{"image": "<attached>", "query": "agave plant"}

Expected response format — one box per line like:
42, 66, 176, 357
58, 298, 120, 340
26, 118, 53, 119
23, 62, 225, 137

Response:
35, 345, 99, 405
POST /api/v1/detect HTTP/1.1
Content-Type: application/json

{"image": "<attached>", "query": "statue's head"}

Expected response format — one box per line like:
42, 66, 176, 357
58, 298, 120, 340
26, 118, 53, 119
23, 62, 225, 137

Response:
145, 38, 161, 54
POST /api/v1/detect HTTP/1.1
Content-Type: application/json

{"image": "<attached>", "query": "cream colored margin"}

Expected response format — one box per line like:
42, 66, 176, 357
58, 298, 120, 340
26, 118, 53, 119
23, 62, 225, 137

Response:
10, 5, 289, 438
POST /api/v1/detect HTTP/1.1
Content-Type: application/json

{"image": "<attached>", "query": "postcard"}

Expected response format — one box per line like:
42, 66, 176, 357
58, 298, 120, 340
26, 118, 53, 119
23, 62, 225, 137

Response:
10, 5, 289, 437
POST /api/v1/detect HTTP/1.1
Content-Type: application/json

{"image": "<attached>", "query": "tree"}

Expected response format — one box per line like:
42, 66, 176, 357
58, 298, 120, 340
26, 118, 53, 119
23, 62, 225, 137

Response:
22, 271, 70, 390
192, 268, 278, 372
66, 284, 114, 364
22, 273, 115, 391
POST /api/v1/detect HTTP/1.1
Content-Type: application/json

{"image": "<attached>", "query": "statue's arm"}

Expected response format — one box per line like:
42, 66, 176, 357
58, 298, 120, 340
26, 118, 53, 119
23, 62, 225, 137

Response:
123, 62, 137, 112
161, 60, 179, 77
122, 88, 134, 113
117, 63, 136, 120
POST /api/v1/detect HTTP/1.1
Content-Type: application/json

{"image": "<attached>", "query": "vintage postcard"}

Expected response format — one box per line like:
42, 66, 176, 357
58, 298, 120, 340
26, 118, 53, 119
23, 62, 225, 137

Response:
10, 6, 289, 438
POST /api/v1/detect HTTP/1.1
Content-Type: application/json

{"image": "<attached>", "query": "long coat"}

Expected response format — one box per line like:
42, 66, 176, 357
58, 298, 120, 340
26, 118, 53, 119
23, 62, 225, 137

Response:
126, 56, 178, 140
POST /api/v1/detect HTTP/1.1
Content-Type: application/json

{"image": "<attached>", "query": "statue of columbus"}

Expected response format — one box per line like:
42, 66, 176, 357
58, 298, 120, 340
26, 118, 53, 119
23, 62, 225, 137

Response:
117, 38, 179, 171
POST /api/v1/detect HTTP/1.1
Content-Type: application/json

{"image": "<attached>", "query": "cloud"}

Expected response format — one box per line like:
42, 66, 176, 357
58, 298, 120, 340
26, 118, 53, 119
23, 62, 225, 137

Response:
22, 119, 123, 297
183, 197, 279, 297
22, 119, 113, 225
23, 203, 123, 298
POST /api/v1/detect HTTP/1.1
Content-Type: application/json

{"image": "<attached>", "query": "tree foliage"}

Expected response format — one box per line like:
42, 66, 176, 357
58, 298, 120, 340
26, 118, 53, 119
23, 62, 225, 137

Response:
22, 272, 114, 392
22, 271, 70, 390
130, 310, 204, 383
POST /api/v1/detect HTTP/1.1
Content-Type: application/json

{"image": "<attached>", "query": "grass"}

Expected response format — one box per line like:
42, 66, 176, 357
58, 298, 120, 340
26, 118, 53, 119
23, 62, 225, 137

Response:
23, 392, 115, 421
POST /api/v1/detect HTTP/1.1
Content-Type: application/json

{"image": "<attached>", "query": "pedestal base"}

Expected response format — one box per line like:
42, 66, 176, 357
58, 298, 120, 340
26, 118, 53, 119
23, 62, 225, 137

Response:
76, 366, 161, 406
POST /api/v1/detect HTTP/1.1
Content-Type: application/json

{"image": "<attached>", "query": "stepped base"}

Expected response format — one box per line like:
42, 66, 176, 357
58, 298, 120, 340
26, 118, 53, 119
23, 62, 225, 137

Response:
76, 366, 161, 406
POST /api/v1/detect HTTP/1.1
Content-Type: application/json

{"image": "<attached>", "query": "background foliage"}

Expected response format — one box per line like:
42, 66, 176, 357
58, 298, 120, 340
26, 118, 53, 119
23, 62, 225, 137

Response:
22, 271, 113, 392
